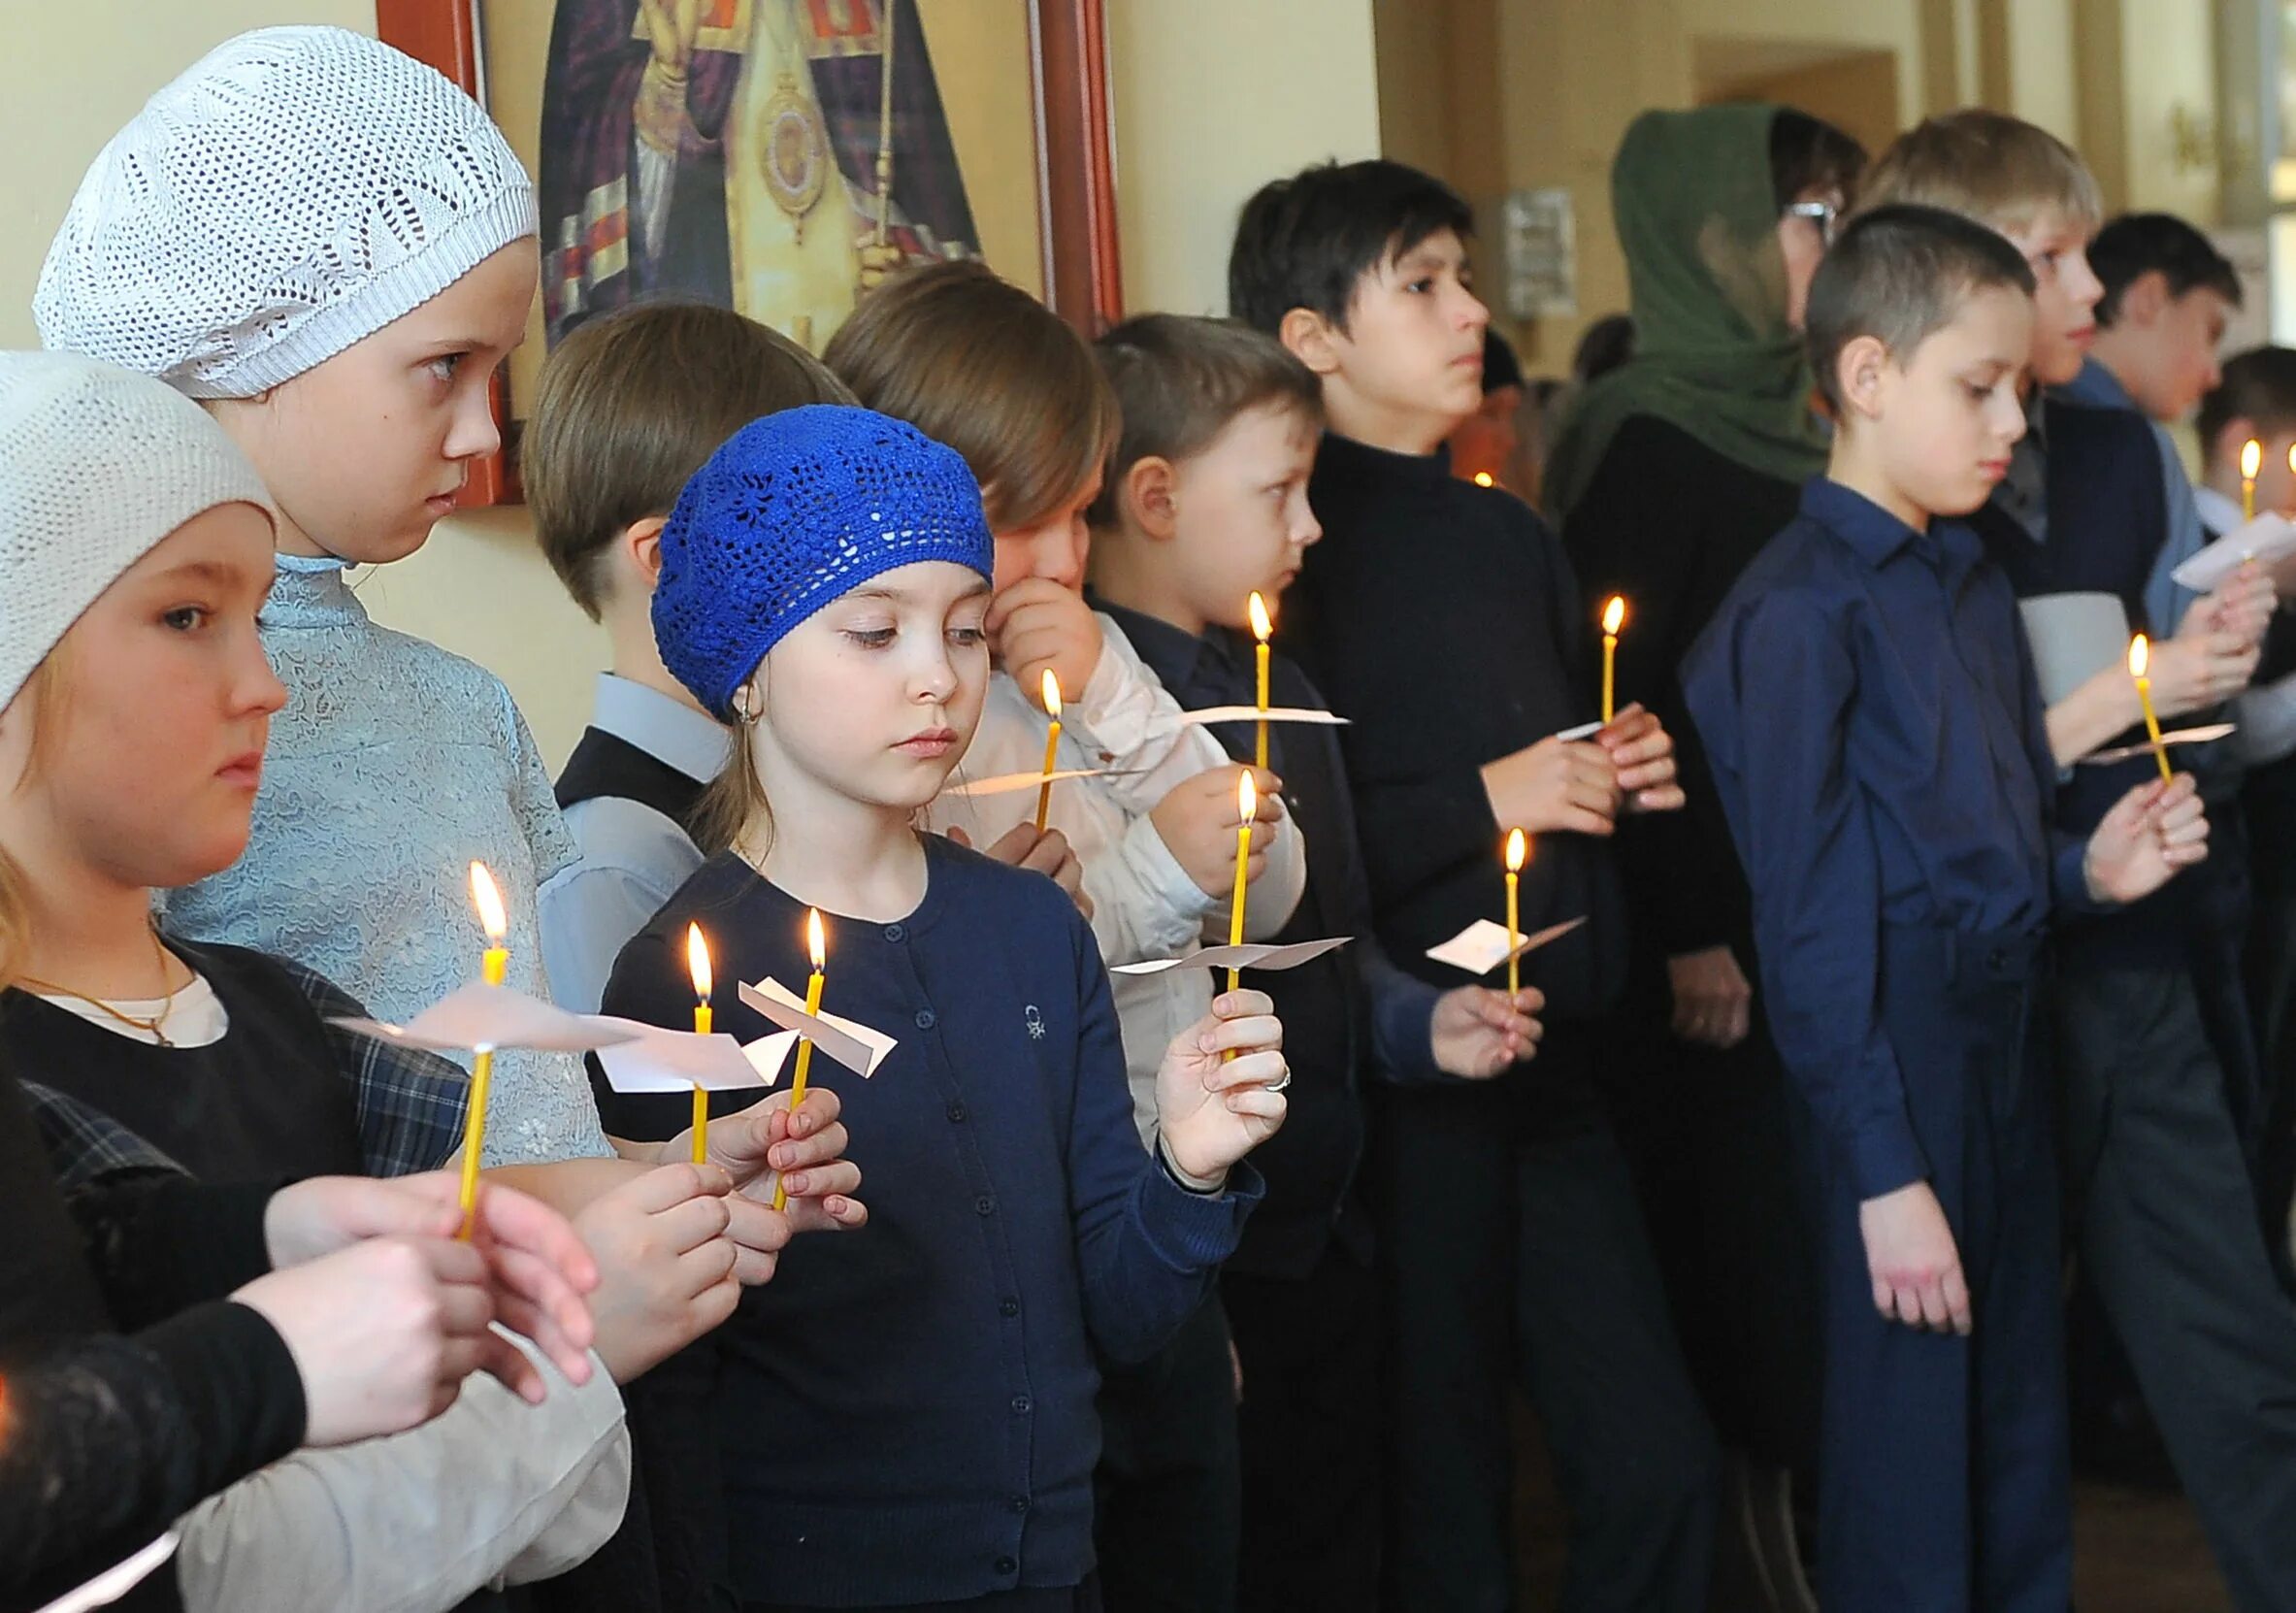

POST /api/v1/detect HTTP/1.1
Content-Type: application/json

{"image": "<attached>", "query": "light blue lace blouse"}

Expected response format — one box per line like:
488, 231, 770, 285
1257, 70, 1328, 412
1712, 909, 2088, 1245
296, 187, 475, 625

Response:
160, 554, 613, 1165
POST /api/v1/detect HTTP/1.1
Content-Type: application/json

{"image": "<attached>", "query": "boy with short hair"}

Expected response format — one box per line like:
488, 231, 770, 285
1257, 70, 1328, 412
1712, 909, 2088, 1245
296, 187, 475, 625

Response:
1084, 312, 1543, 1610
1230, 157, 1718, 1612
526, 301, 855, 1012
1861, 117, 2296, 1612
2074, 211, 2243, 678
1685, 203, 2208, 1611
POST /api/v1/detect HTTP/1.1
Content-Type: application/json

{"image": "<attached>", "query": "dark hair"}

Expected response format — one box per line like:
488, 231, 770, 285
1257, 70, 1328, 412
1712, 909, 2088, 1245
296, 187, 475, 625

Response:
824, 260, 1119, 533
1805, 204, 2037, 416
1769, 108, 1867, 211
1228, 158, 1475, 336
526, 302, 854, 619
2089, 212, 2242, 326
1571, 313, 1635, 385
1087, 314, 1322, 529
2197, 346, 2296, 461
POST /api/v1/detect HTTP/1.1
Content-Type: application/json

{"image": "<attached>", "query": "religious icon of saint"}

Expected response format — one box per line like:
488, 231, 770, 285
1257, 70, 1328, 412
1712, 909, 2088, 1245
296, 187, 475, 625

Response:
538, 0, 981, 350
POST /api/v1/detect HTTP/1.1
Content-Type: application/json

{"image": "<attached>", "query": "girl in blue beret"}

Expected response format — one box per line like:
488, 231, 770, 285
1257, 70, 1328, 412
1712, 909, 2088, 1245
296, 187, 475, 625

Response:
599, 404, 1291, 1612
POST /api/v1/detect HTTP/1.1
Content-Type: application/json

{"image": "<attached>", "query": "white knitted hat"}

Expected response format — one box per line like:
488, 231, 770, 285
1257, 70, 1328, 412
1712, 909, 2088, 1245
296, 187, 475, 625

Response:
0, 353, 274, 713
34, 26, 537, 398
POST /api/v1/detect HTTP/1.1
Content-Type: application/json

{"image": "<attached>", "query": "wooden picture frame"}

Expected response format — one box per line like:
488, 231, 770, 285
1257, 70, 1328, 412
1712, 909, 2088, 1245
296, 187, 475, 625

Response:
376, 0, 1124, 509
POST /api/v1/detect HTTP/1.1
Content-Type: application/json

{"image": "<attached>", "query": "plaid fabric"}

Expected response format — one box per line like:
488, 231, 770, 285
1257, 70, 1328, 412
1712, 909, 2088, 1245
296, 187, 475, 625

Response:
20, 959, 467, 1195
275, 958, 469, 1177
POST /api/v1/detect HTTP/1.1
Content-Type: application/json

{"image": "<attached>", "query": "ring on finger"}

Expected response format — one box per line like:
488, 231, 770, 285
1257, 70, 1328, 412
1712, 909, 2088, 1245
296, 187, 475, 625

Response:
1269, 1062, 1292, 1093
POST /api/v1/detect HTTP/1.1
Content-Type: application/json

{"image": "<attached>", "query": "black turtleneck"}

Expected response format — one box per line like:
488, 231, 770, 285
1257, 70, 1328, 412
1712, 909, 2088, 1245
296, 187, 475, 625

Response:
1283, 432, 1628, 1120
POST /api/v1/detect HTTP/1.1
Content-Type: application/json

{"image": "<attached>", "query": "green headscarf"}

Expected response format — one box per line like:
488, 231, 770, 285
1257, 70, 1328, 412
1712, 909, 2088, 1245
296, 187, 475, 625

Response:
1544, 103, 1828, 524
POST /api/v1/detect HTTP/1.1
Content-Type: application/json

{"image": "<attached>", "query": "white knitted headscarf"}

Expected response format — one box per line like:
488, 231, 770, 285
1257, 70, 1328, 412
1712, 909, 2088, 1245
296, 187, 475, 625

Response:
34, 26, 537, 399
0, 353, 274, 713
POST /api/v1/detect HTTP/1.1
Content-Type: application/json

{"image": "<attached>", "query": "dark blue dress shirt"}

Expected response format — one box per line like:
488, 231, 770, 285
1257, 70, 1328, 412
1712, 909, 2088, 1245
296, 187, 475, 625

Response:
1684, 478, 2093, 1199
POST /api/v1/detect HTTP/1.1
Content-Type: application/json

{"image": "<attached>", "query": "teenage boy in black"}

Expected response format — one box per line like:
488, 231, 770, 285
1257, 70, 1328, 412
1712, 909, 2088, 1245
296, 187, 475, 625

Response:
1230, 158, 1720, 1613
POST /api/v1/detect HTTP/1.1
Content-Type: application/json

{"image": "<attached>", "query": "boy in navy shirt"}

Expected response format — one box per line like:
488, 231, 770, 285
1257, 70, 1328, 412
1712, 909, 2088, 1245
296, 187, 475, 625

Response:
1230, 158, 1715, 1613
1860, 115, 2296, 1611
1686, 205, 2208, 1612
1085, 313, 1544, 1610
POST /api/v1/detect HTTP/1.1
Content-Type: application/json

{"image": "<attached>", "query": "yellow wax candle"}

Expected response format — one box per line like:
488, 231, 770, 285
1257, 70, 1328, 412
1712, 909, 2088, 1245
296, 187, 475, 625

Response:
2129, 635, 2174, 784
2244, 439, 2262, 523
687, 923, 714, 1166
1503, 829, 1527, 1000
1600, 596, 1626, 724
772, 909, 829, 1212
459, 861, 508, 1239
1225, 772, 1256, 999
1033, 669, 1064, 834
1249, 591, 1274, 771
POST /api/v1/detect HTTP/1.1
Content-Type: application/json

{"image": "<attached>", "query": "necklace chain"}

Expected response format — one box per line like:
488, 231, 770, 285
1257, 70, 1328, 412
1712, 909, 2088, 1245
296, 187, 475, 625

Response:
16, 927, 182, 1048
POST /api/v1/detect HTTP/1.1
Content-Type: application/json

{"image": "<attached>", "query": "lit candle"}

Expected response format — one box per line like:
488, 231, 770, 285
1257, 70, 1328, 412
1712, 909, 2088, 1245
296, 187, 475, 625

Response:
771, 909, 829, 1212
1248, 590, 1274, 770
1503, 828, 1526, 1000
2243, 438, 2262, 522
1225, 771, 1256, 999
2128, 634, 2174, 784
458, 861, 508, 1238
1033, 669, 1064, 834
687, 923, 714, 1166
1600, 595, 1627, 724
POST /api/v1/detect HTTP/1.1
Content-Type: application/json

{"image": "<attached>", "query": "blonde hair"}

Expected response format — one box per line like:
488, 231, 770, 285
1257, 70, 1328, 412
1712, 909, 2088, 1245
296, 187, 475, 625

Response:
0, 656, 70, 989
1854, 110, 2102, 237
823, 260, 1120, 532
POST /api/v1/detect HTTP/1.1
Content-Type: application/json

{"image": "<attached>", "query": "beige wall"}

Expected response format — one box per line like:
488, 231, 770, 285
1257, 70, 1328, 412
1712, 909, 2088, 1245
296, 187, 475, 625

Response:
4, 0, 1385, 767
1108, 0, 1384, 314
1376, 0, 2226, 377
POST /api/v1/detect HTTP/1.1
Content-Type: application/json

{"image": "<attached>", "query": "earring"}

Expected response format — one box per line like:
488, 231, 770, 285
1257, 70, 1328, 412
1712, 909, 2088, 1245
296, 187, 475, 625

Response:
732, 686, 758, 724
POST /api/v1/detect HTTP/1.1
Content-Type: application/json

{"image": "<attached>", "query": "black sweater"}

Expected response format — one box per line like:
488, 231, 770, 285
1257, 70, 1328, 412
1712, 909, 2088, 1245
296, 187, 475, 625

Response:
1557, 412, 1803, 968
1285, 431, 1627, 1117
0, 1054, 302, 1613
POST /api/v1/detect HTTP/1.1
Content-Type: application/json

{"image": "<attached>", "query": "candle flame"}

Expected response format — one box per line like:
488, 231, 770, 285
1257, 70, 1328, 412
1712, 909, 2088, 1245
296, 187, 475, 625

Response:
806, 907, 827, 972
1248, 590, 1273, 642
2244, 439, 2263, 480
1601, 595, 1627, 637
1040, 668, 1063, 721
2129, 633, 2150, 679
468, 861, 507, 943
1473, 471, 1495, 487
1505, 827, 1526, 873
1237, 769, 1258, 825
2288, 442, 2295, 475
686, 922, 713, 1003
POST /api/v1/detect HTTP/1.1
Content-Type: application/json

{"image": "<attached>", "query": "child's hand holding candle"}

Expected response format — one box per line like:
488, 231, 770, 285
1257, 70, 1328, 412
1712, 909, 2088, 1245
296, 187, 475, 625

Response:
1592, 704, 1686, 814
1153, 987, 1291, 1187
2084, 771, 2211, 904
1151, 763, 1285, 900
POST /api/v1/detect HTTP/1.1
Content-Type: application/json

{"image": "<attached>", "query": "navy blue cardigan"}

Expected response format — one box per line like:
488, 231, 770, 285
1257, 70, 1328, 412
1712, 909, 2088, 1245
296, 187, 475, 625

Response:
595, 835, 1261, 1606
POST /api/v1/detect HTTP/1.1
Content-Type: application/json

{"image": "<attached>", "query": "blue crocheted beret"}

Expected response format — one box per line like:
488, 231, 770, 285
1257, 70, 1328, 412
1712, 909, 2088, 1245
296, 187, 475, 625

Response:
653, 405, 995, 720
